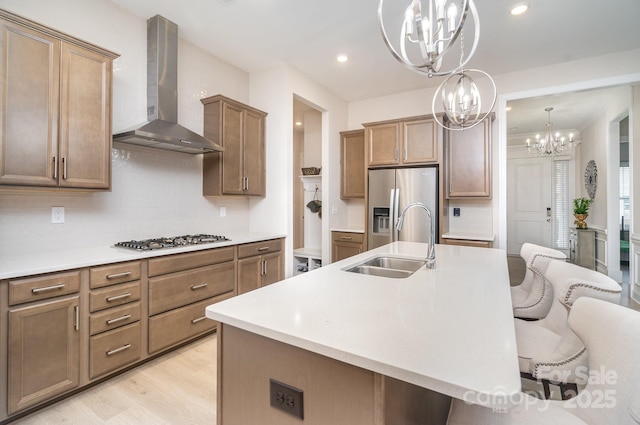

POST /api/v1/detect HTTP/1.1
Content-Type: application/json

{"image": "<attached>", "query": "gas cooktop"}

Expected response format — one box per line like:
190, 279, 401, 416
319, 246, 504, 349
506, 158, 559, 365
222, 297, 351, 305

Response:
114, 234, 230, 251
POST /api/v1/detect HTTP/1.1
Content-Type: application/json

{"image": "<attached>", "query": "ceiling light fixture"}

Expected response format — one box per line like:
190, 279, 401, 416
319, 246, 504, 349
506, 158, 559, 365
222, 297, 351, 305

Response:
526, 107, 576, 155
337, 54, 349, 63
378, 0, 496, 130
510, 3, 529, 15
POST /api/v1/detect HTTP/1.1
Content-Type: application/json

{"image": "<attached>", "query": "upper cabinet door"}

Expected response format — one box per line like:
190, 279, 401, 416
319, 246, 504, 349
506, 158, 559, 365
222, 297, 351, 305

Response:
242, 109, 265, 196
59, 42, 112, 189
221, 102, 244, 195
0, 19, 60, 186
446, 115, 492, 198
366, 122, 400, 167
340, 129, 365, 199
402, 118, 438, 164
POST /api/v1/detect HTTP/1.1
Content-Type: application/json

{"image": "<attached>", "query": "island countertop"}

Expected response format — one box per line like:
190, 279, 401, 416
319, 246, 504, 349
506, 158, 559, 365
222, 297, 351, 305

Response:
206, 242, 520, 406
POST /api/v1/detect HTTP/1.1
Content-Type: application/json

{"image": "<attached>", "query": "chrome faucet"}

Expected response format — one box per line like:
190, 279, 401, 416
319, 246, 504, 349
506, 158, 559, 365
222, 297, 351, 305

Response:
396, 202, 436, 269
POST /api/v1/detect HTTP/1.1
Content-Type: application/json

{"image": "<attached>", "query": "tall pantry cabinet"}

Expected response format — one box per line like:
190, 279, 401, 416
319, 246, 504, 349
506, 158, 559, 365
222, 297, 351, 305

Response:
0, 10, 118, 190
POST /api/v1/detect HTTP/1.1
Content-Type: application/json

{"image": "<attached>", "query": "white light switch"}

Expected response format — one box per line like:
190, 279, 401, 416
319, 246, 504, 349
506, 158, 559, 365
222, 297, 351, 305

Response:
220, 207, 227, 217
51, 207, 65, 224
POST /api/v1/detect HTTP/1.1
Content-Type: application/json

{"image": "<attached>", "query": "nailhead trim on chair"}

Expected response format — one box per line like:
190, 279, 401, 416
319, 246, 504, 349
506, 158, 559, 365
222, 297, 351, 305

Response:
513, 273, 548, 312
564, 283, 621, 306
532, 347, 587, 379
513, 254, 566, 313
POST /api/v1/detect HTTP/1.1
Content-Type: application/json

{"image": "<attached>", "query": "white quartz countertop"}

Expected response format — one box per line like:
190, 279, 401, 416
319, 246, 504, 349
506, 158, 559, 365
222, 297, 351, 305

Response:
0, 232, 285, 280
442, 232, 495, 242
206, 242, 520, 406
330, 228, 365, 233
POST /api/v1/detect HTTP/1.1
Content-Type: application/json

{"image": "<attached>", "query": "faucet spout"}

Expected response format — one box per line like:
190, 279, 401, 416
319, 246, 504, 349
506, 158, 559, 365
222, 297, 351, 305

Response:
396, 202, 436, 269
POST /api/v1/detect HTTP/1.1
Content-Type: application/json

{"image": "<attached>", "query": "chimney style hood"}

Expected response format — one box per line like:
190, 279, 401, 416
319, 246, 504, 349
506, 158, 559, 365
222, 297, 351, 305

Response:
113, 15, 223, 154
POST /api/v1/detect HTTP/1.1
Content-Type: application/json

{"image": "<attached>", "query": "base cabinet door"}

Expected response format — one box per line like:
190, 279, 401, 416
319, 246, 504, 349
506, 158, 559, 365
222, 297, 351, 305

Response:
7, 296, 80, 415
261, 251, 283, 287
237, 239, 284, 295
237, 256, 262, 295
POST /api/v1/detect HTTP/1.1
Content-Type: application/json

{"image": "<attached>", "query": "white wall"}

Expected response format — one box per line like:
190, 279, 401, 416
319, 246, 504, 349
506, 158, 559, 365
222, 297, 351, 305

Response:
0, 0, 251, 257
249, 65, 347, 275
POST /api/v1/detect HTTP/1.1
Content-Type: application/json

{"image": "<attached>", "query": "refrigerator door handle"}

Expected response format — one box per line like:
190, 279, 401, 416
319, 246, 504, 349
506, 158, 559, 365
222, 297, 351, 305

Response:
392, 188, 400, 241
389, 189, 395, 242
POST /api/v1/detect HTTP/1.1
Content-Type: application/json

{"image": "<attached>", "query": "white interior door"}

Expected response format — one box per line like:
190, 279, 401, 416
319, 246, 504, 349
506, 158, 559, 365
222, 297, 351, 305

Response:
507, 157, 553, 255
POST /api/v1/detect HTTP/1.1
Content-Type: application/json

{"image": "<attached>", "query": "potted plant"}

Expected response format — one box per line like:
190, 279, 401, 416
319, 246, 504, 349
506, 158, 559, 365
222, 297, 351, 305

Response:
573, 197, 592, 229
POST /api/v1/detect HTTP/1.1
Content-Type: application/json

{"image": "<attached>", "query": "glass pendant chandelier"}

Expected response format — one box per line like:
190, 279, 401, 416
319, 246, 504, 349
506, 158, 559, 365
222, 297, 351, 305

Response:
378, 0, 496, 130
526, 107, 575, 155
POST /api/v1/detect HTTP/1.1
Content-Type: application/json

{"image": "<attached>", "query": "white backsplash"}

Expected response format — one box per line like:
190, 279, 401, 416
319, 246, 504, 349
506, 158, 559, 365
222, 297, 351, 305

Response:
446, 200, 494, 236
0, 145, 250, 257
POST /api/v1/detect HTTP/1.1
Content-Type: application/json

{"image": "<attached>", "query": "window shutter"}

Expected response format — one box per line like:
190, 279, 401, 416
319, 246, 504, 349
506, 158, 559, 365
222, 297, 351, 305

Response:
553, 160, 569, 250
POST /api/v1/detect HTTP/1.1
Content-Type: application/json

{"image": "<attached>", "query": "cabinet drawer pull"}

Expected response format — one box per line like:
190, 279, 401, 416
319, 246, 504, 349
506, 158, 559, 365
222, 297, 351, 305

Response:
106, 314, 132, 325
106, 293, 131, 302
106, 344, 131, 356
106, 271, 132, 280
191, 283, 208, 290
31, 283, 65, 294
340, 236, 353, 240
191, 316, 207, 324
257, 246, 269, 251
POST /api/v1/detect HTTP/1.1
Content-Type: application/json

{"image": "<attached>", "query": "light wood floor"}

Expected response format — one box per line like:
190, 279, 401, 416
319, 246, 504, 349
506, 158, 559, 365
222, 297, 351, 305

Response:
12, 335, 217, 425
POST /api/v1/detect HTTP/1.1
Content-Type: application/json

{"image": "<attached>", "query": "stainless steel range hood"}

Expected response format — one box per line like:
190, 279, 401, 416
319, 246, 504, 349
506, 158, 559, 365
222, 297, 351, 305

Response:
113, 15, 223, 154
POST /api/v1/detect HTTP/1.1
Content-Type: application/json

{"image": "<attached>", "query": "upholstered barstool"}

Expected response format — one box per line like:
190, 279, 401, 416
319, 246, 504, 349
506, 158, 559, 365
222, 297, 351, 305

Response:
515, 261, 621, 399
511, 243, 567, 320
447, 297, 640, 425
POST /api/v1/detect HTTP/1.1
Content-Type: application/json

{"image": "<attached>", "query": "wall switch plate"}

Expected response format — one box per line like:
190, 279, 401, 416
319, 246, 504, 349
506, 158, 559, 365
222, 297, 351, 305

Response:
453, 207, 460, 217
220, 207, 226, 217
269, 379, 304, 419
331, 206, 338, 215
51, 207, 65, 224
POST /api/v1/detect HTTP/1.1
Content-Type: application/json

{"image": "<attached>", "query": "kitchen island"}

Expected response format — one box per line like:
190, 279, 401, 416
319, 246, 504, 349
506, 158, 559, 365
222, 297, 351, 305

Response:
206, 242, 520, 425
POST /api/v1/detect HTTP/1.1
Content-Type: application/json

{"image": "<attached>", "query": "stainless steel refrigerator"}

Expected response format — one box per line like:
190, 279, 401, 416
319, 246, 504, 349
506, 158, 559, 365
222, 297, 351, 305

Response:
368, 167, 438, 249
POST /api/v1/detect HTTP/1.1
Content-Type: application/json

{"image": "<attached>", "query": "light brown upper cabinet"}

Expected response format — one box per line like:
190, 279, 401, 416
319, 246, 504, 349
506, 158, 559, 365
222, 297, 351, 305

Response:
340, 129, 365, 199
364, 115, 438, 167
445, 114, 493, 198
202, 95, 268, 196
0, 11, 118, 189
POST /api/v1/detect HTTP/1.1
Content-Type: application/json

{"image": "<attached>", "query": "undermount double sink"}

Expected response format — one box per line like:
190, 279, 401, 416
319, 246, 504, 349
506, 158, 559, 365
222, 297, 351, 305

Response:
344, 255, 427, 279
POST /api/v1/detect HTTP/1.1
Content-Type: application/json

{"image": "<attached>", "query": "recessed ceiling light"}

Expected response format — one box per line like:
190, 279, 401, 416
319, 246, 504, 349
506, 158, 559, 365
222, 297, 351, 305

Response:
295, 121, 302, 126
510, 3, 529, 15
337, 54, 349, 63
506, 106, 512, 112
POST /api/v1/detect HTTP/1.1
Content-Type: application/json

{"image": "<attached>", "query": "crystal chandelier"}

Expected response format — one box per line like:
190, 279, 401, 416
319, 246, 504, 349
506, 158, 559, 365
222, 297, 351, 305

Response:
378, 0, 496, 130
526, 107, 575, 155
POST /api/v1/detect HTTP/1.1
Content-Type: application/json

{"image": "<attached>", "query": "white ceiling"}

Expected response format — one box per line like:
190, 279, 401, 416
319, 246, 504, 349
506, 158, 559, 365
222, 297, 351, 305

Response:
107, 0, 640, 132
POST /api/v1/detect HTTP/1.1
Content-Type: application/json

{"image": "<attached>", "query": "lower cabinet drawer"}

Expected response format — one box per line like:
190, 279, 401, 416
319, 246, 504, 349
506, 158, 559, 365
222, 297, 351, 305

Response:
148, 261, 235, 316
89, 322, 141, 379
89, 281, 141, 312
148, 294, 232, 355
9, 270, 81, 306
90, 302, 142, 336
